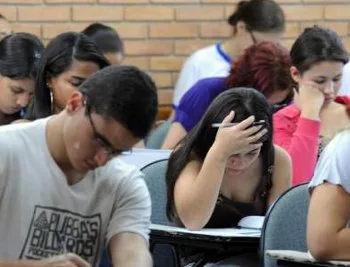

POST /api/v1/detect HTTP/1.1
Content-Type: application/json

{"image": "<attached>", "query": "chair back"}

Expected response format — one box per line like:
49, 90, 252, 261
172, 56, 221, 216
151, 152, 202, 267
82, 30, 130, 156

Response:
260, 183, 310, 267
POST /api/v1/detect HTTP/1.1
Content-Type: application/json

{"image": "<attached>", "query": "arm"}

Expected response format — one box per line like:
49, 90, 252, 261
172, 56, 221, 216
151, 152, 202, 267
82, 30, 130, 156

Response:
161, 122, 187, 149
110, 232, 152, 267
273, 113, 320, 185
267, 145, 292, 207
106, 169, 152, 264
0, 254, 90, 267
308, 183, 350, 261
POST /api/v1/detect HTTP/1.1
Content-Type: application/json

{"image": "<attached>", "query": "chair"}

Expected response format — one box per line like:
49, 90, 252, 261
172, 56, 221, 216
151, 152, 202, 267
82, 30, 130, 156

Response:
145, 119, 171, 149
141, 159, 180, 267
260, 183, 310, 267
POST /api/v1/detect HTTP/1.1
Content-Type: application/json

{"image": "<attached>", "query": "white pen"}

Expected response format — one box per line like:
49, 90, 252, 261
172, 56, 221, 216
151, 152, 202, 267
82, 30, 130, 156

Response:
211, 122, 238, 128
211, 121, 265, 128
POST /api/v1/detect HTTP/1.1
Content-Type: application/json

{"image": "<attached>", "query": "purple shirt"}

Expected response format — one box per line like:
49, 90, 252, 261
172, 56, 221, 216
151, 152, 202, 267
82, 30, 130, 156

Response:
174, 77, 226, 132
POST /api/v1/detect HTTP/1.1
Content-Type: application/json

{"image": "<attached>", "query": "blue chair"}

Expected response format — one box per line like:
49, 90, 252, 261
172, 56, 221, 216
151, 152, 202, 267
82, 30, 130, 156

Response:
260, 183, 310, 267
141, 159, 180, 267
145, 120, 171, 149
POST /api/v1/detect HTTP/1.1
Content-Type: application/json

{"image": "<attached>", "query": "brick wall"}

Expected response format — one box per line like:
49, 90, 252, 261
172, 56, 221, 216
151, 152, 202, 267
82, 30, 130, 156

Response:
2, 0, 350, 107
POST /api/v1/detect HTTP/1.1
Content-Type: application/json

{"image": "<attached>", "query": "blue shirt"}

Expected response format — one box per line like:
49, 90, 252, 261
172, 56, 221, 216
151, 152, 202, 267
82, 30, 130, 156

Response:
174, 77, 226, 132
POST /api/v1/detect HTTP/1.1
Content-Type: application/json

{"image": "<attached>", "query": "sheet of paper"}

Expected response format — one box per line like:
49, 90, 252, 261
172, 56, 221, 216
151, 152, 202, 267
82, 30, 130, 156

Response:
150, 224, 261, 237
266, 250, 350, 266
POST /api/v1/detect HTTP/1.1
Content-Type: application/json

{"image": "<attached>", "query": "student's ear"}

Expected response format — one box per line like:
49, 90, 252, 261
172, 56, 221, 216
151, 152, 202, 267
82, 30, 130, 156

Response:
65, 91, 84, 115
235, 21, 247, 36
290, 66, 301, 84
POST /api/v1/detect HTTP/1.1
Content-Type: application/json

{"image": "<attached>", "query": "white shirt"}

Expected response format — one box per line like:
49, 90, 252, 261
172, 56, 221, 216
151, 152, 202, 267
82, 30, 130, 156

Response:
309, 130, 350, 193
339, 61, 350, 95
172, 43, 231, 107
0, 119, 151, 266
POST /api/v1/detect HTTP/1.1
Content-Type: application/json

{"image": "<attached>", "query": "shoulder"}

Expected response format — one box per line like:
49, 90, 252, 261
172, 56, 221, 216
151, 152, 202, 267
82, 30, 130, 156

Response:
272, 145, 292, 181
309, 130, 350, 192
185, 77, 226, 98
184, 45, 218, 66
273, 104, 301, 121
274, 145, 292, 166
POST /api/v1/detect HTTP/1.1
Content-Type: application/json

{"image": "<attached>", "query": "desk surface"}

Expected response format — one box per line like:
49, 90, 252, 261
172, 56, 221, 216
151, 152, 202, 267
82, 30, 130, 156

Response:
277, 259, 343, 267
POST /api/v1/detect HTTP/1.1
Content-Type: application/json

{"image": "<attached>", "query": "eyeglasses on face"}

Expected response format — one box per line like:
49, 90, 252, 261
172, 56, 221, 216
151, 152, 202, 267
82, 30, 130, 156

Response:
83, 97, 132, 157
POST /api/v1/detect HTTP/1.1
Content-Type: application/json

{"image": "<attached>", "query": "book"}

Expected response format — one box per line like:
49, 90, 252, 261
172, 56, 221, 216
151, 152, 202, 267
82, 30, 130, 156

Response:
150, 224, 261, 238
266, 250, 350, 266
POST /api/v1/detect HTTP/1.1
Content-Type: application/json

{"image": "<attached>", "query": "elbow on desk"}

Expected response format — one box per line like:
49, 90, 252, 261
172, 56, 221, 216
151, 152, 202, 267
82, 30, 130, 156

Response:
180, 217, 206, 231
308, 239, 337, 262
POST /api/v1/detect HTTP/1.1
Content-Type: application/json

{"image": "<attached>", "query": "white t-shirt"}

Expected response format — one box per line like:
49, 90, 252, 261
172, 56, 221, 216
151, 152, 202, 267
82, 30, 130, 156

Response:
339, 61, 350, 95
309, 130, 350, 193
0, 119, 151, 266
172, 43, 231, 107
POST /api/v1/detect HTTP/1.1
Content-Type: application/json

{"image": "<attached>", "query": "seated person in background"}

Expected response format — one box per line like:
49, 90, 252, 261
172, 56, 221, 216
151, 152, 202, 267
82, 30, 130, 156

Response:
165, 88, 291, 265
308, 129, 350, 261
25, 32, 109, 120
0, 14, 12, 40
82, 22, 124, 65
172, 0, 285, 108
0, 33, 44, 125
162, 41, 294, 149
273, 26, 350, 186
0, 65, 158, 267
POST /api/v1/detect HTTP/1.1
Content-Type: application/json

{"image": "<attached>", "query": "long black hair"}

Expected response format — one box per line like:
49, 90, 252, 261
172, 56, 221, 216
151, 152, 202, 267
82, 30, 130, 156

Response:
26, 32, 109, 119
166, 87, 274, 220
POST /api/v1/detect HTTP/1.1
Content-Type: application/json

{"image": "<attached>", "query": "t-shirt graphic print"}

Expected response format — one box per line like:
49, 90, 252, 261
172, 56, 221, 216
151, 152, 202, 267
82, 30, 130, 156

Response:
19, 205, 101, 266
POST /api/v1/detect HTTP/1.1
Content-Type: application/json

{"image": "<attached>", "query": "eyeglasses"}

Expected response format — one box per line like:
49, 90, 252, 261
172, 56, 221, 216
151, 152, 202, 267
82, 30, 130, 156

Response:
84, 97, 132, 157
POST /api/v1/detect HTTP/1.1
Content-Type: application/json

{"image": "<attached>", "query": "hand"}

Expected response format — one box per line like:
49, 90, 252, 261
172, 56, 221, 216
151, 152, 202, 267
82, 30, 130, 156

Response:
212, 111, 267, 158
39, 253, 91, 267
297, 81, 325, 120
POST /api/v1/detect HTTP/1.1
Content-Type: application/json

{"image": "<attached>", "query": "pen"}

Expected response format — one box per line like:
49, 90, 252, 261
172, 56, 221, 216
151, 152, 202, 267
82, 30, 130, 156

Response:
212, 121, 265, 128
56, 230, 68, 254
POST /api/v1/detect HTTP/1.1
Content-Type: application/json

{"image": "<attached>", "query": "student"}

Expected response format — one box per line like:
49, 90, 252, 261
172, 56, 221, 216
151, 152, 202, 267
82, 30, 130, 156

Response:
82, 23, 124, 65
0, 14, 12, 40
273, 26, 350, 186
172, 0, 285, 108
307, 129, 350, 261
26, 32, 109, 120
0, 33, 44, 125
0, 65, 158, 267
162, 41, 294, 149
166, 88, 291, 265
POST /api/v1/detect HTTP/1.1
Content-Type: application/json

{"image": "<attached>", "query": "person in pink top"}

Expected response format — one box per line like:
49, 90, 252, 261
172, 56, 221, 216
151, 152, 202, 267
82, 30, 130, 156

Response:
274, 26, 350, 186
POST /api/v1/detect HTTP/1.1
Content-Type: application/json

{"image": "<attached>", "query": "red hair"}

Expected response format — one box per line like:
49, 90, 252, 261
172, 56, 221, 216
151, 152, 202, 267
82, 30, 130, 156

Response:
226, 41, 294, 98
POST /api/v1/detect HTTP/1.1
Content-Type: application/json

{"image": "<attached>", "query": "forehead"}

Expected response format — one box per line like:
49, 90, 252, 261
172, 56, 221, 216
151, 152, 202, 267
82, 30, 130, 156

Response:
303, 61, 344, 77
61, 59, 100, 78
6, 77, 35, 92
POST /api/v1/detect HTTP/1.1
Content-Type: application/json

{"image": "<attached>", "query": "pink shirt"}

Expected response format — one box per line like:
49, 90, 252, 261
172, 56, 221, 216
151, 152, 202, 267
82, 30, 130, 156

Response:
273, 96, 350, 185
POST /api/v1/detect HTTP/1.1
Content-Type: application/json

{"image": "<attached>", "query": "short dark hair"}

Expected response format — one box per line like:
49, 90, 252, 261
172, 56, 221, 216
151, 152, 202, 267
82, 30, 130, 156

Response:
27, 32, 109, 120
0, 32, 44, 80
166, 88, 274, 221
290, 26, 349, 74
82, 23, 124, 54
80, 65, 158, 139
228, 0, 285, 33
